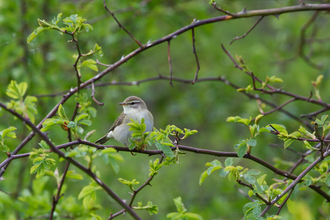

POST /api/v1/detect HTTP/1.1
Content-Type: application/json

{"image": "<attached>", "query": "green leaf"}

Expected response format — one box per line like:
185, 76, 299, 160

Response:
134, 201, 158, 215
219, 168, 229, 177
184, 213, 203, 220
80, 120, 92, 126
66, 170, 83, 180
284, 139, 294, 149
247, 139, 257, 147
162, 145, 174, 158
225, 158, 233, 166
226, 116, 251, 126
267, 124, 287, 135
6, 80, 27, 100
52, 13, 62, 25
58, 104, 68, 119
75, 113, 89, 122
38, 140, 49, 149
78, 185, 101, 200
237, 144, 247, 158
81, 59, 98, 72
199, 171, 209, 185
173, 197, 186, 213
1, 126, 17, 139
244, 174, 256, 184
255, 114, 263, 125
27, 27, 46, 43
247, 169, 260, 175
118, 178, 139, 190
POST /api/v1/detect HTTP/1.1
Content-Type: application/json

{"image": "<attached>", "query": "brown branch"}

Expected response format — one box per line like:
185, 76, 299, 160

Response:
237, 179, 270, 204
260, 149, 330, 216
103, 1, 142, 47
191, 28, 200, 84
70, 34, 83, 93
167, 40, 173, 87
109, 156, 165, 219
49, 162, 70, 220
275, 11, 323, 69
260, 98, 296, 117
230, 16, 264, 45
221, 44, 330, 108
40, 140, 330, 202
91, 81, 104, 106
211, 1, 237, 16
276, 187, 294, 215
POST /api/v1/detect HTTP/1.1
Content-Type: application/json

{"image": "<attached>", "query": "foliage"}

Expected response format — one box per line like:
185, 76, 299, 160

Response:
1, 1, 330, 220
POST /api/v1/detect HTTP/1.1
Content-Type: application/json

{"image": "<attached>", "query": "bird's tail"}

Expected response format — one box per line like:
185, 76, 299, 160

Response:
95, 134, 110, 144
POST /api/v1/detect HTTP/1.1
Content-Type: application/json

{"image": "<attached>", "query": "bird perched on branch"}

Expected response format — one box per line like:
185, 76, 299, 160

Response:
95, 96, 154, 146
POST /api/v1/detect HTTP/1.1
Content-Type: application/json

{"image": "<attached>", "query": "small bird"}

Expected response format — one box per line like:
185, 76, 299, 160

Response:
95, 96, 154, 146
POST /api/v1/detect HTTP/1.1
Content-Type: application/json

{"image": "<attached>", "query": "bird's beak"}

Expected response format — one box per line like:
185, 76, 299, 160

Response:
119, 102, 126, 105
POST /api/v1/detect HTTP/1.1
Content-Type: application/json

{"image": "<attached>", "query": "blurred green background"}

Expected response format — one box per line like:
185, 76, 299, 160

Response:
1, 0, 330, 219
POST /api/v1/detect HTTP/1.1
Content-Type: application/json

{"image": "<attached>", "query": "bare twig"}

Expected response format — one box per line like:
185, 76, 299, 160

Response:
237, 180, 270, 204
211, 1, 236, 16
275, 11, 323, 69
167, 40, 173, 87
191, 28, 200, 84
91, 81, 104, 106
49, 162, 70, 220
276, 188, 294, 215
230, 16, 264, 45
71, 34, 83, 93
260, 98, 296, 117
103, 1, 142, 47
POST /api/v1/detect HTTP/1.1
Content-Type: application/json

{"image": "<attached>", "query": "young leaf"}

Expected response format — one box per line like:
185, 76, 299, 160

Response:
225, 158, 233, 166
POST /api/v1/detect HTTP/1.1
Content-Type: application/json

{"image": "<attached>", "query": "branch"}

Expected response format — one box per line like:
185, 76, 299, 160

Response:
230, 16, 264, 45
191, 27, 200, 84
167, 40, 173, 86
109, 156, 165, 219
48, 140, 330, 202
103, 1, 142, 47
259, 149, 330, 216
221, 44, 330, 107
237, 179, 270, 205
91, 80, 104, 106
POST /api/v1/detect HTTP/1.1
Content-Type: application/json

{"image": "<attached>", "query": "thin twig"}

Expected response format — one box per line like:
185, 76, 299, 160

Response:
260, 98, 296, 116
96, 59, 113, 67
167, 40, 173, 87
212, 1, 236, 16
103, 1, 142, 47
276, 187, 294, 215
237, 180, 270, 204
49, 162, 70, 220
91, 81, 104, 106
230, 16, 264, 45
71, 34, 83, 93
191, 28, 200, 84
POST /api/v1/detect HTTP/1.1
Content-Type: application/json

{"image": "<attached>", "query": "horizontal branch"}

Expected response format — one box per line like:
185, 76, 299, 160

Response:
52, 140, 330, 202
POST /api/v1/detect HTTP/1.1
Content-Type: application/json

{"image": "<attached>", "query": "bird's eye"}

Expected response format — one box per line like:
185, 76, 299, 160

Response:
131, 102, 135, 105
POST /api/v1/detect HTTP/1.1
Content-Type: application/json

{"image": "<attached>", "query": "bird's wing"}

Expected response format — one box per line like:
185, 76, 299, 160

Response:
95, 112, 126, 144
108, 112, 126, 132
